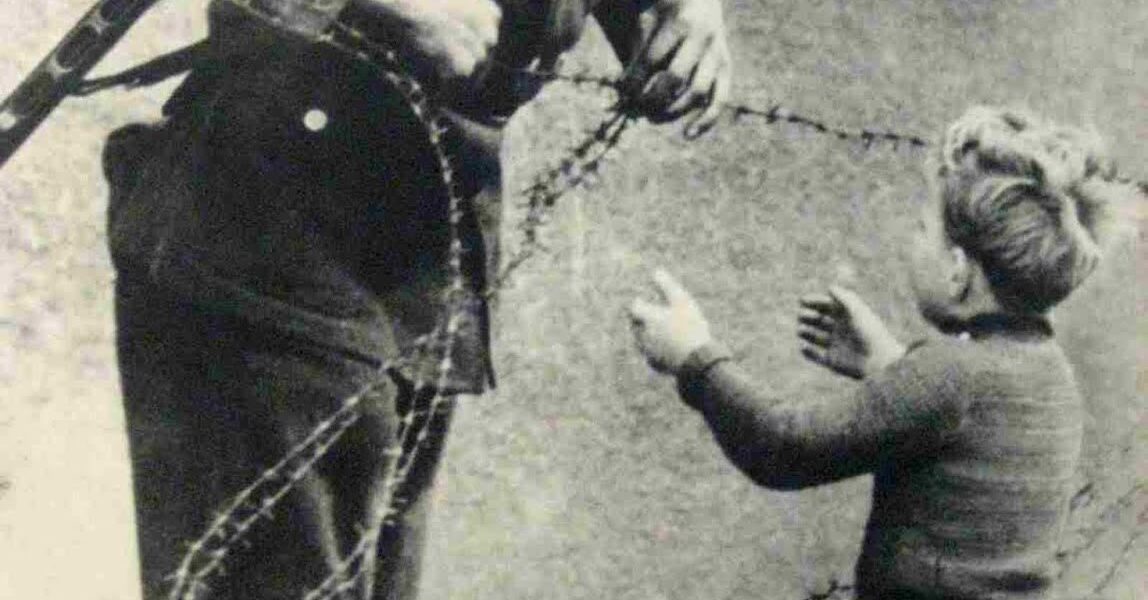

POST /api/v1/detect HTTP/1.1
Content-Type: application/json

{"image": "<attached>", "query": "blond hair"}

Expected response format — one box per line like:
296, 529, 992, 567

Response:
935, 106, 1130, 313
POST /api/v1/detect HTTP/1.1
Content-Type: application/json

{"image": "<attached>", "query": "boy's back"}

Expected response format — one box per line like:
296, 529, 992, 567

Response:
857, 315, 1082, 599
628, 106, 1125, 600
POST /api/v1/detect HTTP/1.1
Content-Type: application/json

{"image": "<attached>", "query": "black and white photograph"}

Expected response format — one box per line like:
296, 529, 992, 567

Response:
0, 1, 1144, 599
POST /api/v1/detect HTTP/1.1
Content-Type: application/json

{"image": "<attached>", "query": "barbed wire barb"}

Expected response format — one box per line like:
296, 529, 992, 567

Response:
156, 2, 1148, 598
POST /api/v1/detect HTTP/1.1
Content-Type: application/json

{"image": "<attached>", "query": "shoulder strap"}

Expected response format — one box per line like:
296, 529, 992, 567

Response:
74, 39, 211, 97
0, 0, 165, 169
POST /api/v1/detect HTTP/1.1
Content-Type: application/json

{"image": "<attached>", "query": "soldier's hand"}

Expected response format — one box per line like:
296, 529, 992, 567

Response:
356, 0, 501, 89
623, 0, 732, 137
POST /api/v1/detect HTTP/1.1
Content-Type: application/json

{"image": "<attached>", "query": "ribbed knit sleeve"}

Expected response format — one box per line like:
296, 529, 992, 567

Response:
679, 327, 1084, 598
677, 341, 968, 489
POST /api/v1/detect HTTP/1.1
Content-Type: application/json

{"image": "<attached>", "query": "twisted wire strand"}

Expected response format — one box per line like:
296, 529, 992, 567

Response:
1057, 482, 1148, 587
313, 25, 474, 599
168, 1, 470, 598
301, 353, 453, 600
165, 361, 398, 599
514, 64, 1148, 193
511, 63, 931, 151
790, 480, 1148, 600
161, 3, 1147, 598
489, 110, 633, 297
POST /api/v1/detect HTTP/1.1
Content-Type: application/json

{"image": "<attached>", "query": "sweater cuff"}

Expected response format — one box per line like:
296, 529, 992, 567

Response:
675, 342, 731, 412
678, 342, 733, 381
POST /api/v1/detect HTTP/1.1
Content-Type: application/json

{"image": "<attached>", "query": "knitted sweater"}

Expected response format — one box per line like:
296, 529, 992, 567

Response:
677, 314, 1083, 599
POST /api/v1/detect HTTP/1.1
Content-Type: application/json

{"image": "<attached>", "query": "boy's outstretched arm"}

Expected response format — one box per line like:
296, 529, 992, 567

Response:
797, 286, 907, 380
629, 271, 963, 490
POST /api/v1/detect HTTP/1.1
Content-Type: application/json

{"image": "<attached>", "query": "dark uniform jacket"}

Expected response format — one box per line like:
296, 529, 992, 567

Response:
105, 0, 610, 393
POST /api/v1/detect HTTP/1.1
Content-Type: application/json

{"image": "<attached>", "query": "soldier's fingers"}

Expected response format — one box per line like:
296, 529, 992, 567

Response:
711, 52, 732, 107
663, 35, 712, 115
676, 45, 721, 123
445, 53, 479, 81
643, 20, 686, 70
664, 79, 702, 120
437, 27, 483, 79
691, 59, 731, 134
639, 73, 680, 114
462, 0, 502, 46
668, 31, 710, 81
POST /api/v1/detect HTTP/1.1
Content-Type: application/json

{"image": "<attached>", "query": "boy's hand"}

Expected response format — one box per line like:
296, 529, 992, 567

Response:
356, 0, 501, 89
628, 270, 715, 374
622, 0, 733, 136
798, 286, 906, 380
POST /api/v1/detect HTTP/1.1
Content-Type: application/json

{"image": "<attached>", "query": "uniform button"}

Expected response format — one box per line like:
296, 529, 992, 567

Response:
302, 108, 329, 132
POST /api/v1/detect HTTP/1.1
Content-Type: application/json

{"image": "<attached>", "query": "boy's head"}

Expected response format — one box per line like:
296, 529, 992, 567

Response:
910, 106, 1122, 325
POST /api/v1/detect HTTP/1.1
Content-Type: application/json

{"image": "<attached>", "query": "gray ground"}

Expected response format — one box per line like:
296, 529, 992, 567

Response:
0, 1, 1144, 599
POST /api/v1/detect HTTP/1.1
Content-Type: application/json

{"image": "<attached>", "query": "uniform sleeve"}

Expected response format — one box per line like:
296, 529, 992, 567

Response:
677, 341, 969, 489
209, 0, 350, 39
589, 0, 643, 64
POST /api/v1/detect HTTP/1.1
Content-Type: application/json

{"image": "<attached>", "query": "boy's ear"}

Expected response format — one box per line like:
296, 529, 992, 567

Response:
947, 246, 973, 303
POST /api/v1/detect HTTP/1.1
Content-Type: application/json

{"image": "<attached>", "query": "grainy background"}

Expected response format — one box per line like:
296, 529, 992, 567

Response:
0, 1, 1144, 599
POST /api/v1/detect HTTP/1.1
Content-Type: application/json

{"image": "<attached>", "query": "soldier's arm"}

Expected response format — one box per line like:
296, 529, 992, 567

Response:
209, 0, 500, 85
593, 0, 647, 64
346, 0, 501, 83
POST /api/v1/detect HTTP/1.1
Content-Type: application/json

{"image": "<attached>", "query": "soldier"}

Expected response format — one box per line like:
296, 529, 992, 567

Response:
103, 0, 732, 599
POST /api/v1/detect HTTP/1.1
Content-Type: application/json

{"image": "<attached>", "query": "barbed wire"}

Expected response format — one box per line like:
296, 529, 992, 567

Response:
1057, 482, 1145, 568
808, 479, 1148, 600
153, 3, 1147, 598
1089, 510, 1146, 597
513, 63, 932, 152
511, 63, 1148, 193
490, 110, 634, 296
166, 2, 472, 598
1058, 480, 1148, 597
165, 370, 379, 599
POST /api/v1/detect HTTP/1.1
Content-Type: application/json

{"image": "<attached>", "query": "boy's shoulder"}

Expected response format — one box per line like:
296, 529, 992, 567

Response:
894, 329, 1076, 404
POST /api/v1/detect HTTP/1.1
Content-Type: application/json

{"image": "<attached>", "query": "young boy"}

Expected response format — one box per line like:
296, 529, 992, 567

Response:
628, 107, 1126, 599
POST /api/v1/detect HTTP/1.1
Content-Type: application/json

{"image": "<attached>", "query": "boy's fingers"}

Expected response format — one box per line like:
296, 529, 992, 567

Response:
827, 285, 865, 312
798, 327, 830, 348
801, 345, 830, 367
799, 293, 839, 313
628, 298, 660, 323
652, 269, 690, 304
797, 309, 834, 331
